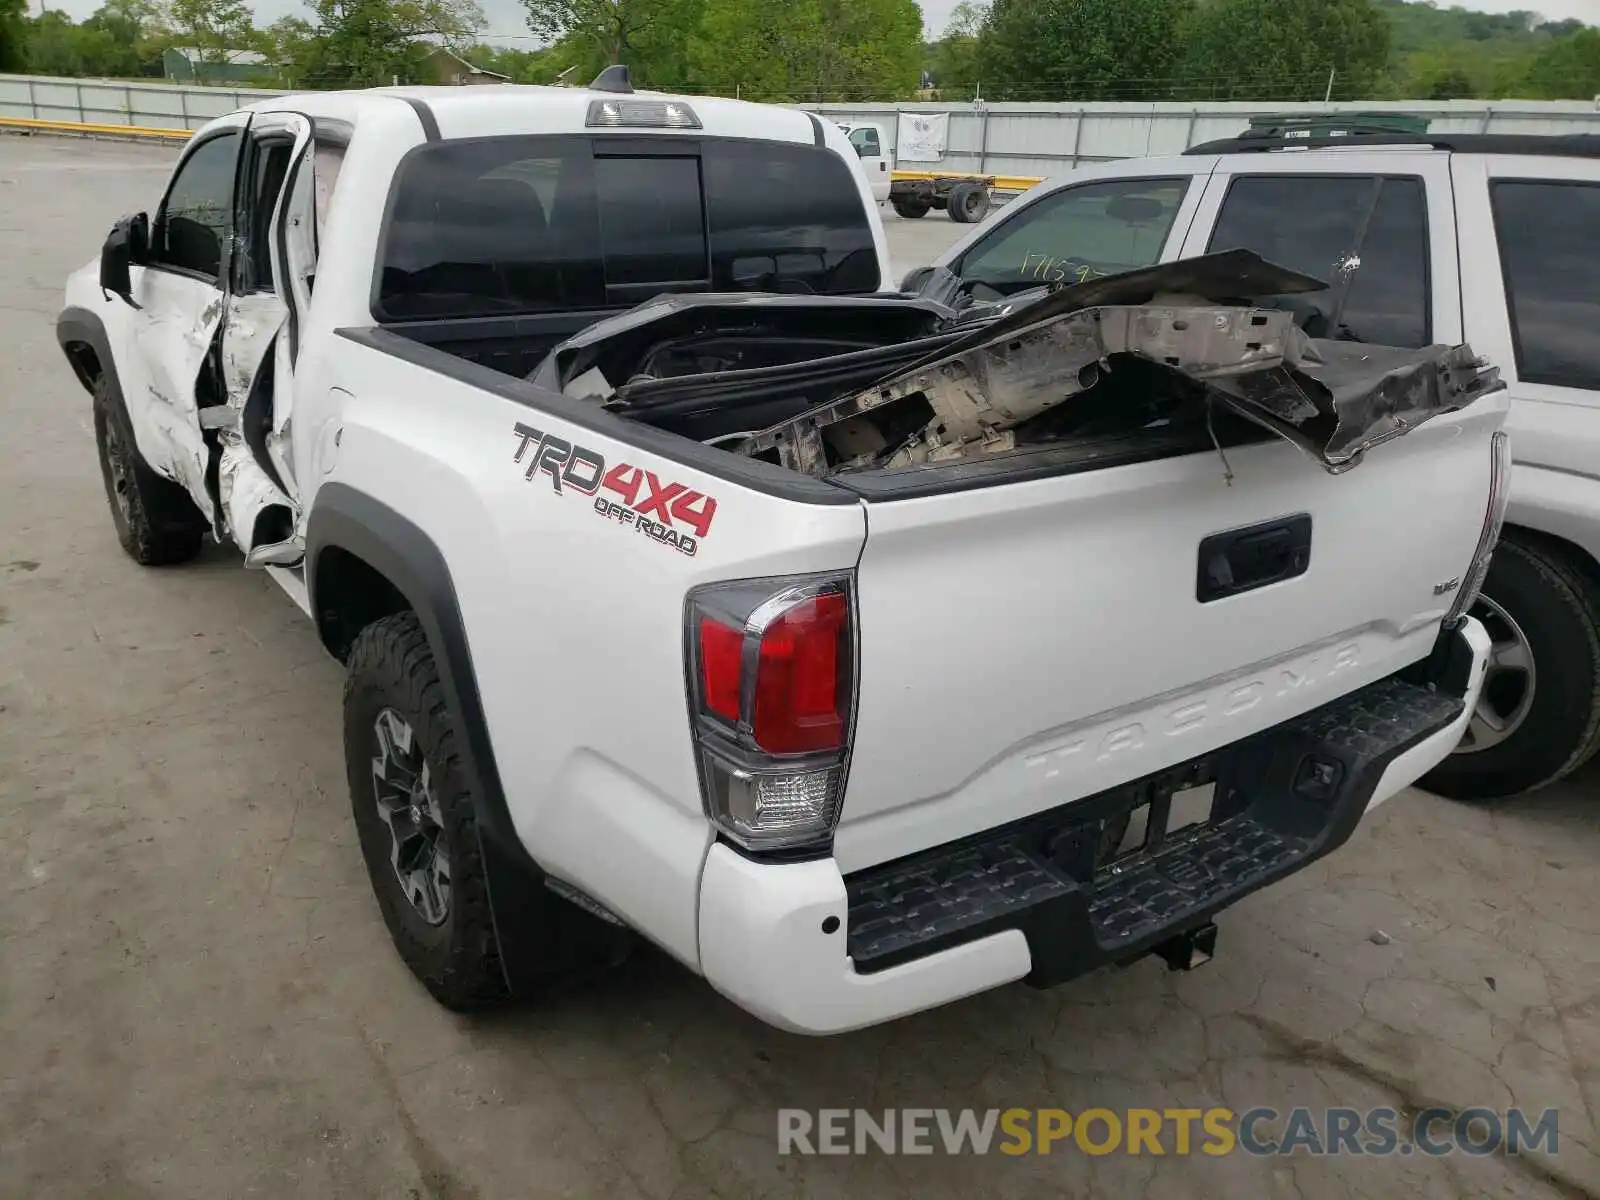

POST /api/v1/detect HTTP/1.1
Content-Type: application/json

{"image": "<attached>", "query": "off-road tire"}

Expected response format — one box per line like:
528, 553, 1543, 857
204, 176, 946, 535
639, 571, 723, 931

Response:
1421, 535, 1600, 801
344, 612, 511, 1011
92, 374, 206, 565
891, 197, 930, 219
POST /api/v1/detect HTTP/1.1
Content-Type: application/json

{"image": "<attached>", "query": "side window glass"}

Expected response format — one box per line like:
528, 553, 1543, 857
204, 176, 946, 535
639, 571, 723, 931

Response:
1207, 174, 1431, 348
1491, 180, 1600, 390
954, 178, 1190, 296
240, 140, 293, 292
149, 131, 240, 280
850, 128, 880, 157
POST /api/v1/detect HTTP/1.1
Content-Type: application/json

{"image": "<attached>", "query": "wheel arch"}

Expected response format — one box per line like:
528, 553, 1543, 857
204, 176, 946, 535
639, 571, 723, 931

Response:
304, 483, 623, 994
1501, 520, 1600, 595
56, 306, 115, 396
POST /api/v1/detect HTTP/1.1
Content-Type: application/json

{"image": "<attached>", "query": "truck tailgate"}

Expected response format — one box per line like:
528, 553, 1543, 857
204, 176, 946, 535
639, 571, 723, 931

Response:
834, 406, 1504, 873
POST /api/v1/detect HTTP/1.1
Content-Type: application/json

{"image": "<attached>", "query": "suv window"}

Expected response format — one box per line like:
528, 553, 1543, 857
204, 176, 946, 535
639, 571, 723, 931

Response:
377, 136, 879, 321
1491, 180, 1600, 391
149, 131, 240, 280
954, 178, 1190, 296
1207, 174, 1430, 348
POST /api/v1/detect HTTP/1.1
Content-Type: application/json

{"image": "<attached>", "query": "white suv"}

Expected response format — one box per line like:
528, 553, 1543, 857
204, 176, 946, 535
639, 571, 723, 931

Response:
906, 131, 1600, 802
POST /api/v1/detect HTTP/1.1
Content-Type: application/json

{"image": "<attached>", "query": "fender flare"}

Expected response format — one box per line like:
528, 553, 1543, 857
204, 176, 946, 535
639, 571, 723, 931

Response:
56, 305, 117, 397
304, 483, 626, 994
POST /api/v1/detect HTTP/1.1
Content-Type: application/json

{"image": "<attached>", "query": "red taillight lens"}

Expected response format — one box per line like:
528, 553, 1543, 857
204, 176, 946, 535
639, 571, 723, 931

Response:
752, 593, 848, 754
699, 615, 744, 722
687, 574, 856, 852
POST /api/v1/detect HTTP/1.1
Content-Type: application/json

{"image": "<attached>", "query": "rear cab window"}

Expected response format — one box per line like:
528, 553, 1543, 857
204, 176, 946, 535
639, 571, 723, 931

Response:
953, 177, 1192, 296
375, 135, 879, 321
1203, 173, 1432, 348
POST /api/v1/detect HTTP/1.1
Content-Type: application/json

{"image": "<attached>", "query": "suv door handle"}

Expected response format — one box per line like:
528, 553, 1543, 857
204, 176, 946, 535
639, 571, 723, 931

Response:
1197, 514, 1312, 602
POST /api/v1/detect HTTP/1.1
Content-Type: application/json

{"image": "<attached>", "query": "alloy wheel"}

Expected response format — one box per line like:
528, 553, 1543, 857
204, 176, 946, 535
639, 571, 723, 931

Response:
371, 708, 450, 925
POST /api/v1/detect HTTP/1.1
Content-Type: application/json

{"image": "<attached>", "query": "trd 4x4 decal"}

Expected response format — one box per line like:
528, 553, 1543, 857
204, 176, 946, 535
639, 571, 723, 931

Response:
511, 422, 717, 557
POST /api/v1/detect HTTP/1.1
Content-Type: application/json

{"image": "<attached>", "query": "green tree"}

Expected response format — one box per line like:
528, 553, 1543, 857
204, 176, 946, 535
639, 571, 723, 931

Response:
927, 0, 985, 98
1181, 0, 1391, 101
296, 0, 484, 88
1522, 28, 1600, 100
976, 0, 1193, 101
687, 0, 921, 100
80, 0, 163, 75
26, 11, 86, 75
0, 0, 28, 71
167, 0, 255, 80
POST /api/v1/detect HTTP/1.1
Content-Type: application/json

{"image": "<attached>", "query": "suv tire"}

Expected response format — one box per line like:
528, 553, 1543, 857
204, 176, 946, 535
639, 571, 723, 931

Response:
344, 612, 512, 1011
1421, 535, 1600, 801
92, 374, 207, 565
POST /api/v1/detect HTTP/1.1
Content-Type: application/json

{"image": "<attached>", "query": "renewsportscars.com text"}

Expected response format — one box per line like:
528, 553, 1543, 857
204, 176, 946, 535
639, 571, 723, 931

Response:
777, 1107, 1560, 1158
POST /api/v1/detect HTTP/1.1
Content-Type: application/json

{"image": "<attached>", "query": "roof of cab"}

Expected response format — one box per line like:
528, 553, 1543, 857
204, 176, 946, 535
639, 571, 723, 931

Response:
241, 84, 825, 148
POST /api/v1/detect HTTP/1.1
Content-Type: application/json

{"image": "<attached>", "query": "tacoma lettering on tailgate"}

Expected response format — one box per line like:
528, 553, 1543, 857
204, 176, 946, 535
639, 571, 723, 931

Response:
511, 422, 717, 557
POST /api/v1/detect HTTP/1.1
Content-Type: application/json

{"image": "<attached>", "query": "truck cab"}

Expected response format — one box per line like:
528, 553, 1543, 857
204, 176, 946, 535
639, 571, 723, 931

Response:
837, 121, 892, 204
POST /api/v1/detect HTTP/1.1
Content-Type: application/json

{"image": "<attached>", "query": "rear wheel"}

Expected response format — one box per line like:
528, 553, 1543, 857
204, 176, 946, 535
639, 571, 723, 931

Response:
92, 374, 207, 566
1421, 536, 1600, 801
891, 197, 930, 219
947, 182, 991, 224
344, 612, 511, 1011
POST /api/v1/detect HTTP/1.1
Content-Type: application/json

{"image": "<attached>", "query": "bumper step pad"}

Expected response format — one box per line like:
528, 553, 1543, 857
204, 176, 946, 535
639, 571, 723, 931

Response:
845, 675, 1461, 981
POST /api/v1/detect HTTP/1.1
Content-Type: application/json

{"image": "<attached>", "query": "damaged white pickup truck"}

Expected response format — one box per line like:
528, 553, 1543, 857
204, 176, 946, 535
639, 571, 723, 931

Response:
59, 76, 1508, 1034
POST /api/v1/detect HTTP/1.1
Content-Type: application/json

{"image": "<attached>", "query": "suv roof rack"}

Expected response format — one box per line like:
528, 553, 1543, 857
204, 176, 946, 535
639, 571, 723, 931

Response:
1185, 131, 1600, 158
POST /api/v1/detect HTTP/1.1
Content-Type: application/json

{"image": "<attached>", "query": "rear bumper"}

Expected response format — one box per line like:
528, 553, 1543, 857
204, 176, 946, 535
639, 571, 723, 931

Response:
697, 617, 1489, 1035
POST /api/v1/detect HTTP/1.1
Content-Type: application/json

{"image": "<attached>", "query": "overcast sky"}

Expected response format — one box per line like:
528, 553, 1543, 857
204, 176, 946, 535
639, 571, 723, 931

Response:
39, 0, 1600, 46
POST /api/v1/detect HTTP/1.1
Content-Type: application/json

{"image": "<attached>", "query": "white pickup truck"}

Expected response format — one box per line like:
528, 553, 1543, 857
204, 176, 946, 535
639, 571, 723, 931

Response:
58, 78, 1505, 1035
901, 129, 1600, 803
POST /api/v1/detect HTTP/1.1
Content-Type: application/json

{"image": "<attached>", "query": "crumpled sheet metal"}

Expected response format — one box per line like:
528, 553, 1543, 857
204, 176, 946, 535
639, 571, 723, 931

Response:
738, 249, 1505, 476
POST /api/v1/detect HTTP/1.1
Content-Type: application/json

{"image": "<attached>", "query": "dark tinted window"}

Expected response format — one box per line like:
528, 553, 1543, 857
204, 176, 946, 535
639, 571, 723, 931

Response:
150, 132, 239, 279
378, 136, 878, 320
703, 141, 878, 294
594, 155, 706, 287
1208, 175, 1431, 348
955, 178, 1189, 295
1492, 181, 1600, 390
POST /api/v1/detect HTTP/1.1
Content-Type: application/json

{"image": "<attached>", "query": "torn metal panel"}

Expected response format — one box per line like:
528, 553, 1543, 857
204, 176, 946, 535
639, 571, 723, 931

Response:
738, 250, 1505, 477
218, 436, 302, 563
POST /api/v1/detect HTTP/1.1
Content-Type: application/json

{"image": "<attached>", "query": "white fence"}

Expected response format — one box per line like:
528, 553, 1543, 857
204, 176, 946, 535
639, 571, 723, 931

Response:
4, 73, 1599, 180
808, 98, 1600, 180
0, 74, 282, 130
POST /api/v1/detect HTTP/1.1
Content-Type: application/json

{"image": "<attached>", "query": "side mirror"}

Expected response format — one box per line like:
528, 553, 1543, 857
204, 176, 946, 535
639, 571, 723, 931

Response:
100, 212, 148, 308
899, 265, 936, 293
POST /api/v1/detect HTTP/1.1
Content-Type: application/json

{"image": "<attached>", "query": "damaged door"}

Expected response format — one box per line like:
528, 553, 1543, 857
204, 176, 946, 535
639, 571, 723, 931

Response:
123, 114, 251, 527
214, 111, 316, 567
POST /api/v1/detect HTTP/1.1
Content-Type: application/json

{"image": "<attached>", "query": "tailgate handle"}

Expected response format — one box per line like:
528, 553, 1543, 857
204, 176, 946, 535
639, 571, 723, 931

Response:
1197, 514, 1312, 602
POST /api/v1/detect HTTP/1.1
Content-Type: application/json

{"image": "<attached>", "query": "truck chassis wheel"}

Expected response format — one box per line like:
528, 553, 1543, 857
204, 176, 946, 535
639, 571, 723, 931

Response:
1421, 536, 1600, 800
892, 197, 930, 219
947, 182, 991, 224
344, 612, 512, 1010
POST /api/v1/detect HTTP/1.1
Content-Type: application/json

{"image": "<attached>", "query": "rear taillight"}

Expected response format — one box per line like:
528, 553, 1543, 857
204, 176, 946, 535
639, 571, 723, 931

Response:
686, 573, 856, 852
1446, 431, 1511, 628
